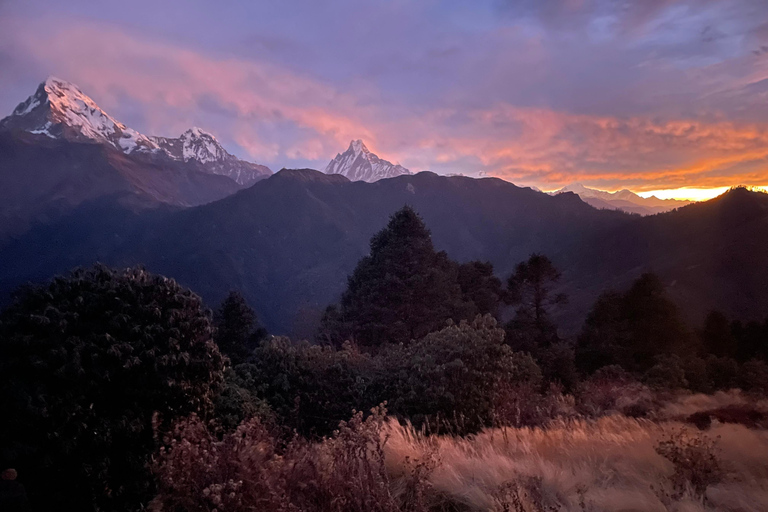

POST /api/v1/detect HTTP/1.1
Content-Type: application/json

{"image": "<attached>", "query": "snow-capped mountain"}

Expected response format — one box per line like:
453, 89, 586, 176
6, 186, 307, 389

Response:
0, 77, 271, 186
324, 140, 411, 182
553, 183, 690, 215
150, 128, 271, 186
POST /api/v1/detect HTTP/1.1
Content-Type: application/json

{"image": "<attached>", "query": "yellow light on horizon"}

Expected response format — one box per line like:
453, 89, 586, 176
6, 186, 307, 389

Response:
638, 186, 768, 201
638, 187, 731, 201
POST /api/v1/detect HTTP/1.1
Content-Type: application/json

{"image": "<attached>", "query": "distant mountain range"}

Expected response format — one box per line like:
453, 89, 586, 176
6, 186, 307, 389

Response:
325, 139, 411, 182
1, 77, 764, 339
0, 77, 272, 186
553, 183, 690, 215
0, 77, 273, 237
0, 163, 765, 338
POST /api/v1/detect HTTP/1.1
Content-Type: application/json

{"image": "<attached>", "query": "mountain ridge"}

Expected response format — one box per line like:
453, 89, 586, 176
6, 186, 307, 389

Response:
0, 77, 272, 186
324, 139, 412, 182
554, 182, 690, 215
6, 170, 765, 339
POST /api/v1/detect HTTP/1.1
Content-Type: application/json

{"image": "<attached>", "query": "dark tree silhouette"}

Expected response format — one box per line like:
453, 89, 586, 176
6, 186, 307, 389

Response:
576, 273, 695, 374
699, 311, 737, 359
505, 254, 567, 352
0, 265, 225, 512
456, 261, 506, 320
213, 291, 267, 365
319, 206, 467, 347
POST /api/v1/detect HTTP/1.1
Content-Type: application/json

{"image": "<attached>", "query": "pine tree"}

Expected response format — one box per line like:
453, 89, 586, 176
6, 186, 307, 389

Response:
320, 206, 467, 347
505, 254, 567, 351
576, 273, 696, 374
214, 291, 267, 365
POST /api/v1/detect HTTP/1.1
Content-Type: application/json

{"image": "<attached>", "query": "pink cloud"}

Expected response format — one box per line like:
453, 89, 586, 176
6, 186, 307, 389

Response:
3, 16, 768, 192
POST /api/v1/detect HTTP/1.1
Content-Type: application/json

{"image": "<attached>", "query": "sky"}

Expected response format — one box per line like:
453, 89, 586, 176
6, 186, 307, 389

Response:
1, 0, 768, 199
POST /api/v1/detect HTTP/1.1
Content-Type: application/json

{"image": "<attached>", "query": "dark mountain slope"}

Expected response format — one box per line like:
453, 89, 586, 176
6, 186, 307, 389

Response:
0, 132, 241, 238
1, 171, 765, 337
574, 187, 768, 324
0, 169, 630, 334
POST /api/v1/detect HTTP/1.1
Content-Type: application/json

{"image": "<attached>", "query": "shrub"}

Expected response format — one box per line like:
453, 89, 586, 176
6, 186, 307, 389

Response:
0, 265, 225, 511
705, 355, 739, 390
213, 367, 274, 432
576, 366, 655, 418
151, 407, 437, 512
655, 428, 722, 499
643, 354, 688, 390
492, 383, 576, 428
739, 359, 768, 394
240, 337, 379, 437
383, 315, 542, 434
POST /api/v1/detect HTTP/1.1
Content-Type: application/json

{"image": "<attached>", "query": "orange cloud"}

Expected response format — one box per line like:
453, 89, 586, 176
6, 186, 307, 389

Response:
4, 17, 768, 193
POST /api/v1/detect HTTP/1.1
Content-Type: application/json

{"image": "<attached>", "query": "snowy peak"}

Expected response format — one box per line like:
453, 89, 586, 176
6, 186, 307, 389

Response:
325, 139, 411, 182
180, 127, 228, 163
349, 139, 368, 155
149, 128, 271, 185
2, 76, 158, 153
1, 77, 272, 186
553, 183, 690, 215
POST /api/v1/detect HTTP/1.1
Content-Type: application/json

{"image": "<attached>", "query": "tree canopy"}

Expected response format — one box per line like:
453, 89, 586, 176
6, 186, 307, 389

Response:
319, 206, 503, 347
576, 273, 695, 374
0, 265, 225, 512
213, 290, 267, 365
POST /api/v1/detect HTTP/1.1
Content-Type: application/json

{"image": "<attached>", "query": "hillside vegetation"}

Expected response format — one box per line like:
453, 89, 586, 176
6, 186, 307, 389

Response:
1, 206, 767, 511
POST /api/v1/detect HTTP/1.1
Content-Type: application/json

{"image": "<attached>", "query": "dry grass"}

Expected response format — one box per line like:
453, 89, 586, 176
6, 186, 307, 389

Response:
383, 414, 768, 511
152, 394, 768, 511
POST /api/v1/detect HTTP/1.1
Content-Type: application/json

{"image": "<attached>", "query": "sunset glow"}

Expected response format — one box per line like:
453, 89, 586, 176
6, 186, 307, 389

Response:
639, 187, 733, 202
1, 0, 767, 193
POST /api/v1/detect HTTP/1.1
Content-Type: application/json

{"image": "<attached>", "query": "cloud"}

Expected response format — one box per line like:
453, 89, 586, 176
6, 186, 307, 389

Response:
1, 3, 767, 193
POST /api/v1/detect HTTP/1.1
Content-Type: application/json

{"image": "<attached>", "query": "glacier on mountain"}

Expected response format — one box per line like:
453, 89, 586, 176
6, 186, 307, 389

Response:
325, 139, 411, 182
0, 77, 272, 186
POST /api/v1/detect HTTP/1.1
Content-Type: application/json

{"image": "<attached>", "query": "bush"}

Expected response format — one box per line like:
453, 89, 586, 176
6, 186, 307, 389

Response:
576, 366, 655, 418
213, 367, 274, 432
655, 428, 722, 499
643, 354, 688, 390
240, 337, 379, 437
382, 315, 542, 434
151, 407, 437, 512
0, 265, 225, 511
705, 355, 739, 390
492, 383, 576, 428
739, 359, 768, 394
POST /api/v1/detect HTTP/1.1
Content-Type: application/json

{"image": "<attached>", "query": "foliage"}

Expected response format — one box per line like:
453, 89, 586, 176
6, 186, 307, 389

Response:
238, 337, 380, 437
456, 260, 506, 320
492, 383, 576, 428
704, 355, 740, 390
0, 265, 225, 512
383, 315, 542, 433
699, 310, 737, 359
318, 206, 506, 348
655, 428, 722, 500
319, 206, 465, 347
213, 291, 267, 365
643, 354, 689, 390
576, 273, 696, 374
504, 254, 567, 352
575, 366, 656, 418
731, 317, 768, 362
151, 407, 438, 512
213, 367, 274, 432
739, 359, 768, 394
236, 315, 541, 437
